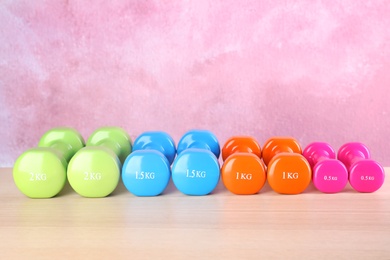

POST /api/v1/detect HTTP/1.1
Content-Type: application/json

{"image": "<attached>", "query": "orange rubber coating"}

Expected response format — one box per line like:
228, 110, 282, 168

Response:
262, 137, 311, 194
222, 136, 261, 161
221, 153, 267, 195
267, 153, 311, 194
262, 137, 302, 166
221, 136, 265, 194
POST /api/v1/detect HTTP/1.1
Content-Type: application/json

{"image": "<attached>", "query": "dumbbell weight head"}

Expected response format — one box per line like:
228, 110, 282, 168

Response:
338, 142, 385, 193
122, 131, 175, 196
13, 128, 85, 198
67, 127, 132, 197
172, 130, 220, 196
303, 142, 348, 193
262, 137, 311, 194
221, 136, 266, 195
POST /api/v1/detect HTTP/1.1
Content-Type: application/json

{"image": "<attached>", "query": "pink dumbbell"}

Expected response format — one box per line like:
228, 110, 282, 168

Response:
303, 142, 348, 193
338, 142, 385, 193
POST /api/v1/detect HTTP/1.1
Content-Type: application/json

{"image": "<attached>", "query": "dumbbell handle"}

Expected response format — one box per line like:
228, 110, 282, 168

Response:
93, 140, 121, 157
309, 150, 333, 165
312, 155, 329, 164
188, 142, 210, 150
141, 144, 165, 153
272, 145, 295, 154
343, 150, 367, 168
230, 147, 253, 154
45, 142, 73, 162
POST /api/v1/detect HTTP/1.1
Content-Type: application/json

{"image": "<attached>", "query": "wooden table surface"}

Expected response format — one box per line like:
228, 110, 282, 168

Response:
0, 167, 389, 259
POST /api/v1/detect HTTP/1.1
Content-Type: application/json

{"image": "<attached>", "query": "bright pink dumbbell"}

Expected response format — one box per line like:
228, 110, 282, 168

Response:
303, 142, 348, 193
338, 142, 385, 193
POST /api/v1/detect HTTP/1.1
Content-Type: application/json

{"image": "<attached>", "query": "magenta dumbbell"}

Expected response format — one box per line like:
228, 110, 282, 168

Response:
338, 142, 385, 193
303, 142, 348, 193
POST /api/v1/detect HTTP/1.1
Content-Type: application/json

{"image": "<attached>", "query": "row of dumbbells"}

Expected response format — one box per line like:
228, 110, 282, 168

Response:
13, 127, 385, 198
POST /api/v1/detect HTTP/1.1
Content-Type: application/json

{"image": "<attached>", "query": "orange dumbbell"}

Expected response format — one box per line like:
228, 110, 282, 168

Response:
221, 136, 267, 195
262, 137, 311, 194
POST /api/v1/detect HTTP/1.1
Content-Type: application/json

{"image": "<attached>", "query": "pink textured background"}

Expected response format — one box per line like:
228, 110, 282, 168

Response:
1, 1, 390, 167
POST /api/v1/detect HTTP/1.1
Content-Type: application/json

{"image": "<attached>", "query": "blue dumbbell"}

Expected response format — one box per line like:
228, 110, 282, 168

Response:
171, 130, 220, 195
122, 131, 176, 196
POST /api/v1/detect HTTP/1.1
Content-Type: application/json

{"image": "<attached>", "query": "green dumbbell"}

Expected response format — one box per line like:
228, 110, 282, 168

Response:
67, 127, 132, 198
13, 128, 85, 198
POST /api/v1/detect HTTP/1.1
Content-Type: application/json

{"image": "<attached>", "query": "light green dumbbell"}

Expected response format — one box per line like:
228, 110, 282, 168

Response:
13, 128, 85, 198
67, 127, 132, 198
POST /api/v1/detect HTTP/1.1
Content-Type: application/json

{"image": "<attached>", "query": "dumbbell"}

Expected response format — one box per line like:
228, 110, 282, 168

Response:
262, 137, 311, 194
122, 131, 176, 196
67, 127, 132, 197
171, 130, 220, 195
303, 142, 348, 193
338, 142, 385, 193
221, 136, 267, 195
13, 128, 85, 198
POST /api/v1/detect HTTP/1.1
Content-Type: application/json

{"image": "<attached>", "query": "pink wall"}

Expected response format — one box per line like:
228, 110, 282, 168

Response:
1, 1, 389, 167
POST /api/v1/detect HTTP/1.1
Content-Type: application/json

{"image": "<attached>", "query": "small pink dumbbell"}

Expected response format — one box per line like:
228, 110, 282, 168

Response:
303, 142, 348, 193
338, 142, 385, 193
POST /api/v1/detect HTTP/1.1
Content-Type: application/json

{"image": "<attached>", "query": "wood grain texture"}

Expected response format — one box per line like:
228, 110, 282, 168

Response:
1, 168, 389, 259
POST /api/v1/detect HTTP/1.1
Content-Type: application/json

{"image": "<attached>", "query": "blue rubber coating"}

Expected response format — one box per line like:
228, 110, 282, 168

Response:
122, 150, 171, 196
133, 131, 176, 165
176, 130, 220, 158
171, 149, 220, 195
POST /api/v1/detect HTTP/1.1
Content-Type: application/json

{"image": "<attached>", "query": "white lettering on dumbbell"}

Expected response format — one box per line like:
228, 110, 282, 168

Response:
360, 176, 375, 181
323, 175, 338, 181
135, 171, 155, 180
29, 172, 47, 181
236, 172, 252, 180
84, 172, 102, 181
282, 172, 299, 179
186, 169, 206, 178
